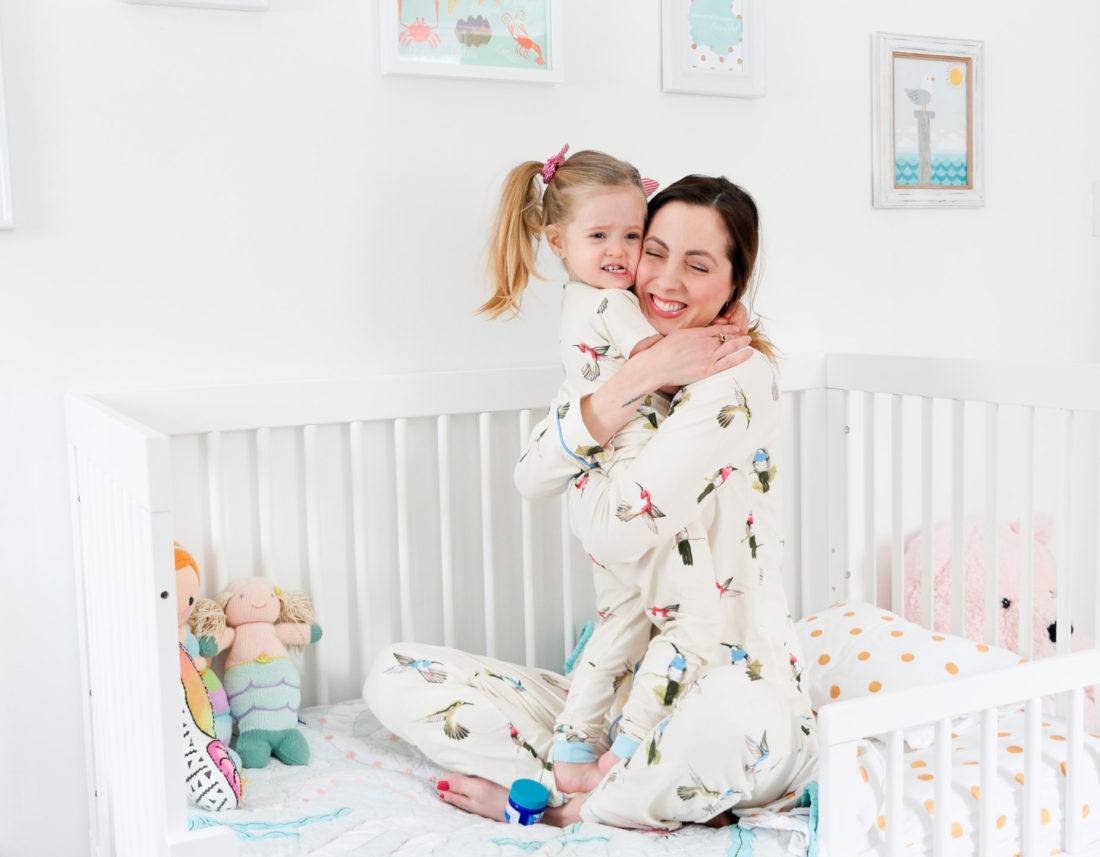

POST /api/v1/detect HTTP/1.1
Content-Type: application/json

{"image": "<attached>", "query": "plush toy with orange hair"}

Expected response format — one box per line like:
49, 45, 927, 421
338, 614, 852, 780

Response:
174, 542, 242, 809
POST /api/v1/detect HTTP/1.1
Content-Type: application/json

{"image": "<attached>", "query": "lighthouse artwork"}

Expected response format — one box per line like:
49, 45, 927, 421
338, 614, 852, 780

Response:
892, 53, 972, 189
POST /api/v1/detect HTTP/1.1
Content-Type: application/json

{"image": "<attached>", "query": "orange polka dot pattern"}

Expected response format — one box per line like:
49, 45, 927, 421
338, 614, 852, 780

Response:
796, 601, 1021, 711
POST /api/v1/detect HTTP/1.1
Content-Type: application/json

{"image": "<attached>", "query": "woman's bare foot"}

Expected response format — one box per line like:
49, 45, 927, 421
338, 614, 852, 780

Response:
553, 760, 604, 795
436, 773, 509, 822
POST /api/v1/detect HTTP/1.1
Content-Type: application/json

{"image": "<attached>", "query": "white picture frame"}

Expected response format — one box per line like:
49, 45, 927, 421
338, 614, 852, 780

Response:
0, 34, 11, 230
379, 1, 563, 84
871, 32, 984, 208
126, 0, 267, 11
661, 0, 764, 98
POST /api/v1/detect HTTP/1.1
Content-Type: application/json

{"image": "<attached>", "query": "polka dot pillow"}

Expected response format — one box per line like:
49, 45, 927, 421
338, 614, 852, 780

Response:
795, 601, 1023, 722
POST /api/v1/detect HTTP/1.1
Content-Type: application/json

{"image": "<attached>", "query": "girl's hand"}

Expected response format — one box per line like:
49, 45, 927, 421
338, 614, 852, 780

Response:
709, 301, 749, 335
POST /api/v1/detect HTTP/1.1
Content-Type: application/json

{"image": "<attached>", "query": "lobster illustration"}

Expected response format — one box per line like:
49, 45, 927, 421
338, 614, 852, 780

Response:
398, 0, 441, 48
503, 12, 545, 66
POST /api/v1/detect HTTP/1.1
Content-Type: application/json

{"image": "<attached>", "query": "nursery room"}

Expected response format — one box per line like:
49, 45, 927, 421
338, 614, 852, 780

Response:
3, 1, 1100, 856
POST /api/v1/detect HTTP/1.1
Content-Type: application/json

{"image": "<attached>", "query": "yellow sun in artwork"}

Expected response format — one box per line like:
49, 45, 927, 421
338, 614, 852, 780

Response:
949, 67, 965, 86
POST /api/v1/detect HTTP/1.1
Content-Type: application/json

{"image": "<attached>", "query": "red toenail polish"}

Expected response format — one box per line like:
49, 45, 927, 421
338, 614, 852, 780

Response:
437, 780, 449, 791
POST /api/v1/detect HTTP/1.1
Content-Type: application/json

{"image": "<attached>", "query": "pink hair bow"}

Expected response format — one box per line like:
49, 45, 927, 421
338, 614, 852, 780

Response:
642, 178, 660, 197
541, 144, 569, 184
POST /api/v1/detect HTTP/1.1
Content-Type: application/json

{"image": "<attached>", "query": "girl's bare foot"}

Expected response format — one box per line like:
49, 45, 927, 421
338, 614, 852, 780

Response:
553, 760, 604, 795
436, 773, 509, 822
437, 774, 587, 827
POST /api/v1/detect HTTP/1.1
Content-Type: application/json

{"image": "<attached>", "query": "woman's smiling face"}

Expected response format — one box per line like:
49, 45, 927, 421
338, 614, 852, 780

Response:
635, 201, 734, 335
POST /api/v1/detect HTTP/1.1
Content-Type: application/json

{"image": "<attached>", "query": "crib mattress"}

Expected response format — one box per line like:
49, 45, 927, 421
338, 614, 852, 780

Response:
187, 700, 1100, 857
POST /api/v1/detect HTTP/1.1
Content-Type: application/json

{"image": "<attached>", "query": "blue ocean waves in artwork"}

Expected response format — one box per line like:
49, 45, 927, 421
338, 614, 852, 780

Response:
895, 153, 968, 186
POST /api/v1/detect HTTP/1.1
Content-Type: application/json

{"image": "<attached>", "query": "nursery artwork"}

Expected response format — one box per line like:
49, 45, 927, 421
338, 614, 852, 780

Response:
380, 0, 563, 82
872, 33, 984, 208
892, 54, 971, 188
661, 0, 765, 98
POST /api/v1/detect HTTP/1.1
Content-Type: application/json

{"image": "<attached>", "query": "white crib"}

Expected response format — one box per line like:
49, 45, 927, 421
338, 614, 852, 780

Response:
66, 354, 1100, 857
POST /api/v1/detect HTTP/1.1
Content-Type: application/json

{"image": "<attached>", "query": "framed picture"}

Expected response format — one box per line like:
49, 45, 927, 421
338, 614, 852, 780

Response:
872, 32, 984, 208
0, 35, 11, 230
661, 0, 764, 98
126, 0, 268, 11
379, 0, 563, 83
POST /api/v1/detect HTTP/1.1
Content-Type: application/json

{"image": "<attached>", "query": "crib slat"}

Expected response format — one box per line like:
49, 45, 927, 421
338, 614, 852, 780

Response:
984, 404, 999, 646
1020, 408, 1036, 658
1056, 410, 1073, 657
886, 729, 903, 857
1023, 697, 1042, 856
863, 392, 876, 605
519, 410, 536, 667
348, 421, 374, 667
891, 395, 904, 616
978, 707, 996, 857
920, 398, 933, 628
933, 718, 952, 855
437, 415, 456, 649
479, 413, 497, 658
1067, 686, 1085, 851
393, 418, 413, 644
302, 425, 330, 705
561, 493, 574, 663
255, 427, 272, 575
951, 400, 965, 636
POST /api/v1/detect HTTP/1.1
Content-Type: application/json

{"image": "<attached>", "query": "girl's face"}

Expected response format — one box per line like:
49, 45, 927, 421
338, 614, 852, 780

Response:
545, 187, 647, 290
635, 202, 734, 335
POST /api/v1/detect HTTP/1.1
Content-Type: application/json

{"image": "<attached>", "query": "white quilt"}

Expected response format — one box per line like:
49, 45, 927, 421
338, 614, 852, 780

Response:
188, 700, 815, 857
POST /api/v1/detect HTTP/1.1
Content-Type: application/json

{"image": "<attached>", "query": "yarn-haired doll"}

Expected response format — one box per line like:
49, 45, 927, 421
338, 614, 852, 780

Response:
213, 577, 322, 768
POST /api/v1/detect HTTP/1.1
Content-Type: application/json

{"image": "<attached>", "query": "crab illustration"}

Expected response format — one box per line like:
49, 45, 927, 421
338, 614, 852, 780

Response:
398, 0, 441, 48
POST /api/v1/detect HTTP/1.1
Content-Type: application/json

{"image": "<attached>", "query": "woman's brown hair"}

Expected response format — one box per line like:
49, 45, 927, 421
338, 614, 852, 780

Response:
479, 149, 646, 319
647, 175, 776, 360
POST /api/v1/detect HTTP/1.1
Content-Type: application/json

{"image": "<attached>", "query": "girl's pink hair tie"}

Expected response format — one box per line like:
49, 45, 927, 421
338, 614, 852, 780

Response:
541, 144, 569, 184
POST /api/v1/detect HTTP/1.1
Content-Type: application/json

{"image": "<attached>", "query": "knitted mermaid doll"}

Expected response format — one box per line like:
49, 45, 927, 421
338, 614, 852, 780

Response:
212, 577, 322, 768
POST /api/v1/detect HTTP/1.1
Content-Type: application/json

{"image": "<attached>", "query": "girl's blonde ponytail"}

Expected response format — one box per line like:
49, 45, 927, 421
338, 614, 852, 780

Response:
479, 160, 545, 319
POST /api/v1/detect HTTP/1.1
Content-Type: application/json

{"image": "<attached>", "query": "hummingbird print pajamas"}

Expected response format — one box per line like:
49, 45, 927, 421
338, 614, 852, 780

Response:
515, 348, 817, 827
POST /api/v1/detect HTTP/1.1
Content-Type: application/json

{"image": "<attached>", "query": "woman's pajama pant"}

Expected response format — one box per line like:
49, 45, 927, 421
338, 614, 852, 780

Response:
363, 641, 816, 830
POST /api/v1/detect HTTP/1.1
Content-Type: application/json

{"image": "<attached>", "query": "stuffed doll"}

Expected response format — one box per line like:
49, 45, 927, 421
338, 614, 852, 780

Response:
210, 577, 322, 768
175, 543, 243, 809
188, 596, 241, 770
902, 517, 1095, 711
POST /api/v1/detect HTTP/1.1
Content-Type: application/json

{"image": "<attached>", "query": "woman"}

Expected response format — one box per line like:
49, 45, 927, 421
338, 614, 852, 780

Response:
364, 175, 816, 829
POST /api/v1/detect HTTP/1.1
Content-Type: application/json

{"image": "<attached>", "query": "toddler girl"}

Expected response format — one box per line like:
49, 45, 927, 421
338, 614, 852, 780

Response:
481, 146, 715, 796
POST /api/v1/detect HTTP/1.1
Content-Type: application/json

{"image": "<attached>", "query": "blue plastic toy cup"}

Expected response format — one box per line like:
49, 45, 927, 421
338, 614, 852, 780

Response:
504, 778, 549, 825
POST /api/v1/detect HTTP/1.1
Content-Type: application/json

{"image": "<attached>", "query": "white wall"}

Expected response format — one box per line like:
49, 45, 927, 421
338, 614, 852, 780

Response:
1, 1, 1097, 854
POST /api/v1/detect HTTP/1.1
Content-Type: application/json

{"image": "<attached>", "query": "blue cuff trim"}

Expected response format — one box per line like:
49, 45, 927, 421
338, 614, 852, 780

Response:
555, 410, 593, 468
553, 741, 597, 763
609, 734, 640, 758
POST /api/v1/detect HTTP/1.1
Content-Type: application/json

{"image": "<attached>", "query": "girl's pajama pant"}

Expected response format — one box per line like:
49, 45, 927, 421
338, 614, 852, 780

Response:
363, 641, 816, 830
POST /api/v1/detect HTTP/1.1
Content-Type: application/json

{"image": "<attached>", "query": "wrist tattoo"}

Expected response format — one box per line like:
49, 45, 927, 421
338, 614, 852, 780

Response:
621, 394, 645, 408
